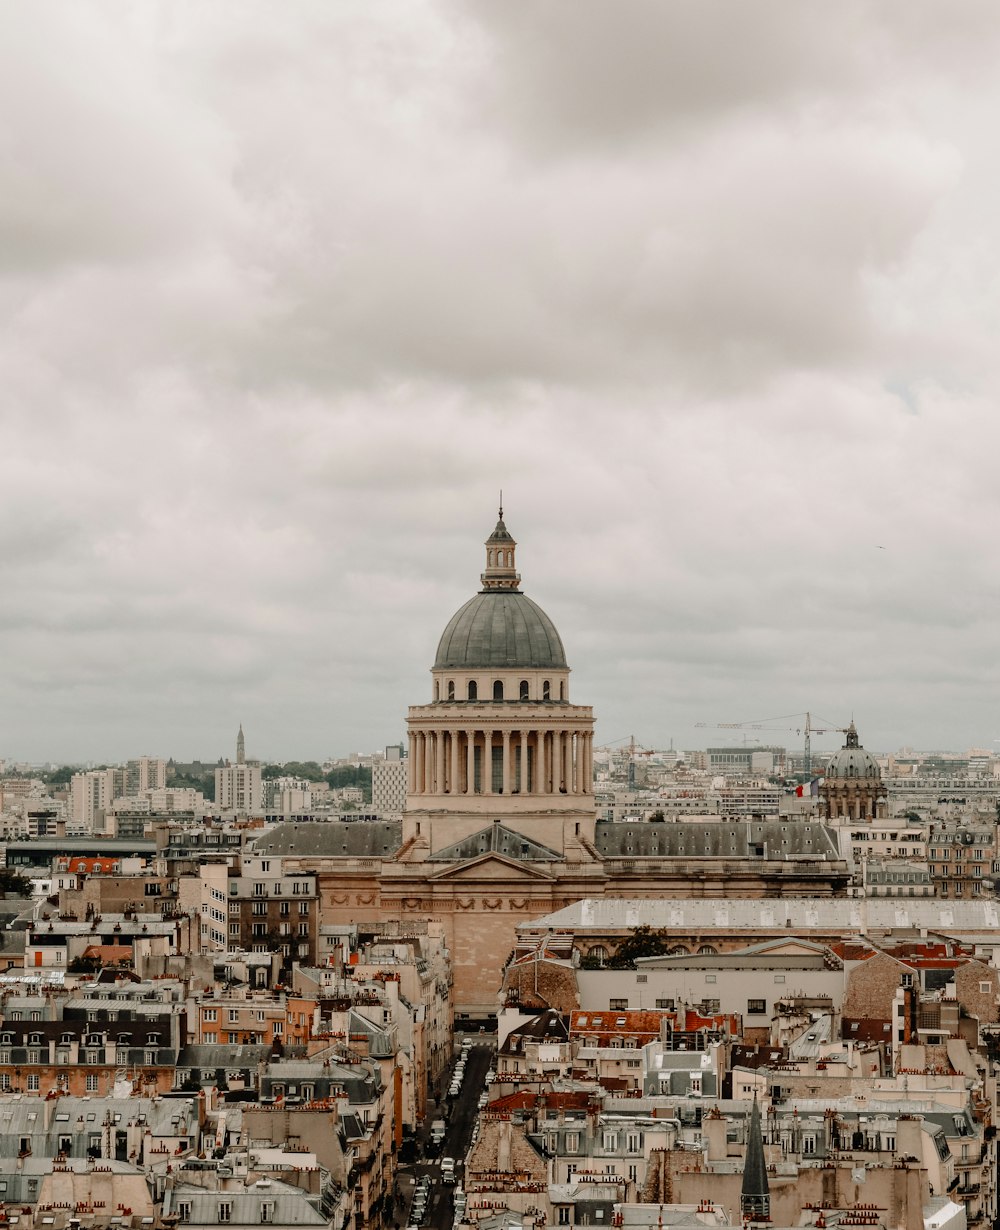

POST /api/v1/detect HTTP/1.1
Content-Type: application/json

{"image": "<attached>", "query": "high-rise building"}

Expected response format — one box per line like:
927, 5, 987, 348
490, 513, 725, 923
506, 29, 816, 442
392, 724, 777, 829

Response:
126, 756, 167, 794
215, 727, 263, 814
372, 746, 408, 817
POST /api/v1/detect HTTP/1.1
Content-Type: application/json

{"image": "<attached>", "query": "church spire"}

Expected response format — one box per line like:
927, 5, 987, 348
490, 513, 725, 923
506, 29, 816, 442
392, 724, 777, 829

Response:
845, 720, 859, 748
237, 724, 245, 765
481, 505, 521, 592
740, 1094, 770, 1222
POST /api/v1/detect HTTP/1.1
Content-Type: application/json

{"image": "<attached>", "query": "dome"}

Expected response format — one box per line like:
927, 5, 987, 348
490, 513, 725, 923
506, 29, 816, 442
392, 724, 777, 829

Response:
825, 722, 881, 780
434, 591, 568, 670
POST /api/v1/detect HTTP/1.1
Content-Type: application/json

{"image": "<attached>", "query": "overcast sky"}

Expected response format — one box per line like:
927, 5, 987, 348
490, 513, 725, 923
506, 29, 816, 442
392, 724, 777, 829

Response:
4, 2, 1000, 766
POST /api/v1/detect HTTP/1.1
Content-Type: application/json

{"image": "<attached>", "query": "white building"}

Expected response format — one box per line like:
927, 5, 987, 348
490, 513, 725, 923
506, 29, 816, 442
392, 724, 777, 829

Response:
372, 746, 407, 816
215, 725, 263, 814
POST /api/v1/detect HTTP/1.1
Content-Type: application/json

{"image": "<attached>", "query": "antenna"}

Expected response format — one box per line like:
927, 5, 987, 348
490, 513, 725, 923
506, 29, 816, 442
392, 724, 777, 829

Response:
499, 489, 503, 519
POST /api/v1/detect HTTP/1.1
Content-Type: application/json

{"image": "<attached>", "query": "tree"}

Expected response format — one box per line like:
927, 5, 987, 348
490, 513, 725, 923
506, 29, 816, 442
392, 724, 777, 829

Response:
326, 765, 372, 802
608, 925, 672, 969
0, 868, 34, 898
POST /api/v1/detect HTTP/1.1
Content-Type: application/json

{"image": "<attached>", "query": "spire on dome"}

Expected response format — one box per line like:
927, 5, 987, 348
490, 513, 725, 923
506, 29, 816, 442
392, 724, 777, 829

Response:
845, 721, 859, 748
740, 1093, 770, 1222
481, 507, 521, 592
237, 724, 245, 765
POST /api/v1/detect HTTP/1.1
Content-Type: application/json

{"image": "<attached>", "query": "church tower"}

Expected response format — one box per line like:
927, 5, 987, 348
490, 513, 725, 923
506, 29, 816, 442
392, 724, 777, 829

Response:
403, 509, 596, 855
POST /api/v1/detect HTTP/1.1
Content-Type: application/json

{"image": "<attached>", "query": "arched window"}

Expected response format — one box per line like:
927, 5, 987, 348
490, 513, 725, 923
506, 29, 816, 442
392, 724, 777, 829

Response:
559, 681, 565, 701
434, 681, 440, 701
493, 680, 504, 701
519, 680, 529, 701
467, 681, 478, 701
542, 680, 551, 700
588, 945, 609, 967
697, 945, 718, 955
488, 549, 494, 566
447, 680, 455, 701
668, 945, 689, 956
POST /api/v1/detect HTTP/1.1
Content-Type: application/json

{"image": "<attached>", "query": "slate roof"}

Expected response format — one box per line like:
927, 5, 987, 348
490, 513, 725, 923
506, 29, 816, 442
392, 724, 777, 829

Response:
250, 821, 402, 858
429, 822, 561, 862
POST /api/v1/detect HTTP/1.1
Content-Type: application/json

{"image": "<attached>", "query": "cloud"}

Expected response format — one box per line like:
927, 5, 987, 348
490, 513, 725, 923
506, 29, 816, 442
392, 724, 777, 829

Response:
3, 3, 1000, 762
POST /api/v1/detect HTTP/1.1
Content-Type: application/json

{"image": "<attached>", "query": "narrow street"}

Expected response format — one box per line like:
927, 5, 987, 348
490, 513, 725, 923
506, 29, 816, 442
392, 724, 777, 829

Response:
398, 1040, 494, 1230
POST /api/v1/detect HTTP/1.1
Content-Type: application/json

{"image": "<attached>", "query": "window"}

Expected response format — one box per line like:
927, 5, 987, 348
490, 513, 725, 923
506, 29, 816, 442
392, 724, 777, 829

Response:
279, 901, 290, 916
610, 999, 628, 1011
705, 974, 716, 984
177, 1203, 191, 1223
447, 680, 455, 700
493, 680, 504, 701
253, 901, 267, 915
260, 1203, 274, 1223
86, 1074, 98, 1092
655, 998, 674, 1010
27, 1074, 39, 1091
520, 680, 529, 701
566, 1132, 580, 1153
229, 1009, 240, 1022
627, 1132, 641, 1152
603, 1131, 618, 1151
981, 981, 992, 994
219, 1204, 232, 1223
299, 900, 309, 915
203, 1009, 217, 1022
558, 1209, 571, 1225
747, 999, 766, 1015
467, 681, 478, 701
298, 922, 309, 937
543, 680, 551, 700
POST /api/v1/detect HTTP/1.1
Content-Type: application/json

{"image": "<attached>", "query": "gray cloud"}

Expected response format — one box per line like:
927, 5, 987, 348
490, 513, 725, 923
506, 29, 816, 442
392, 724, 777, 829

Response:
3, 3, 1000, 762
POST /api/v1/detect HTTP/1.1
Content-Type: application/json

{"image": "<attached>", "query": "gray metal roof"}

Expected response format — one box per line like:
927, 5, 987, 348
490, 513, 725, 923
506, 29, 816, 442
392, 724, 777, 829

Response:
594, 819, 841, 859
517, 896, 1000, 936
434, 591, 567, 670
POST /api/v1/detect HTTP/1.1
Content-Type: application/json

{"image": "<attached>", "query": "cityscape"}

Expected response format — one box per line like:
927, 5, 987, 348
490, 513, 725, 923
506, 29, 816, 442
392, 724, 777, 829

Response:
6, 8, 1000, 1230
1, 514, 999, 1230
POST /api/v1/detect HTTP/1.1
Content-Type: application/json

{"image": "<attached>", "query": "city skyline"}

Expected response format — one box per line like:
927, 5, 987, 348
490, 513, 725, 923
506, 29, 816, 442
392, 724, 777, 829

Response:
5, 6, 1000, 761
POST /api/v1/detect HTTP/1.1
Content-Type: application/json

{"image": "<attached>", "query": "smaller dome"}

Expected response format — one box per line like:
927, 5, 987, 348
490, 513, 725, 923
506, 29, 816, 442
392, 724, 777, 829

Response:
825, 722, 881, 780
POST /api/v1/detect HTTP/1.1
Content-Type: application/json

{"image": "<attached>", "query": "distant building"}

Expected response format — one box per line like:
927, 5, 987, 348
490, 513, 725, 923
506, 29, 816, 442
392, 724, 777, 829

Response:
215, 726, 263, 814
372, 748, 407, 816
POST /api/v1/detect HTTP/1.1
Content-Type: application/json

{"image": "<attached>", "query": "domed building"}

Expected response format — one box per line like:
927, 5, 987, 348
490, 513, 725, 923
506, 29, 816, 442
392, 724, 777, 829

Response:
819, 722, 887, 820
404, 510, 597, 857
252, 510, 851, 1019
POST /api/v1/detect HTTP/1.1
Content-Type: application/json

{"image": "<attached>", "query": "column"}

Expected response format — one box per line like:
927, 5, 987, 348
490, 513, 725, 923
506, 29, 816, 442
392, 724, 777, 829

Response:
540, 731, 550, 794
407, 733, 416, 793
520, 730, 529, 795
583, 732, 592, 793
483, 730, 495, 794
450, 730, 460, 796
562, 731, 572, 794
434, 730, 445, 796
466, 730, 476, 795
415, 732, 425, 796
502, 730, 512, 796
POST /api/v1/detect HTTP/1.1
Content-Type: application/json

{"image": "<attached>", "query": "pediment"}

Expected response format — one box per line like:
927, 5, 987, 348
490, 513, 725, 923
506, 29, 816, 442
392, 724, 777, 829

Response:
428, 852, 556, 883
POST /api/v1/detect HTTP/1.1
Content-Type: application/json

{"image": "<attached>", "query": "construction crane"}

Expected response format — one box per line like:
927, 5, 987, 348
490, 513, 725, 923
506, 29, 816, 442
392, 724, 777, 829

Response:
694, 711, 850, 780
596, 735, 656, 790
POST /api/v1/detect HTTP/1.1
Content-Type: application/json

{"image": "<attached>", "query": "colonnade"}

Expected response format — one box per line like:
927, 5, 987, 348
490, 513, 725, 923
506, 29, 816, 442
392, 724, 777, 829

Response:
823, 791, 887, 820
407, 728, 593, 796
